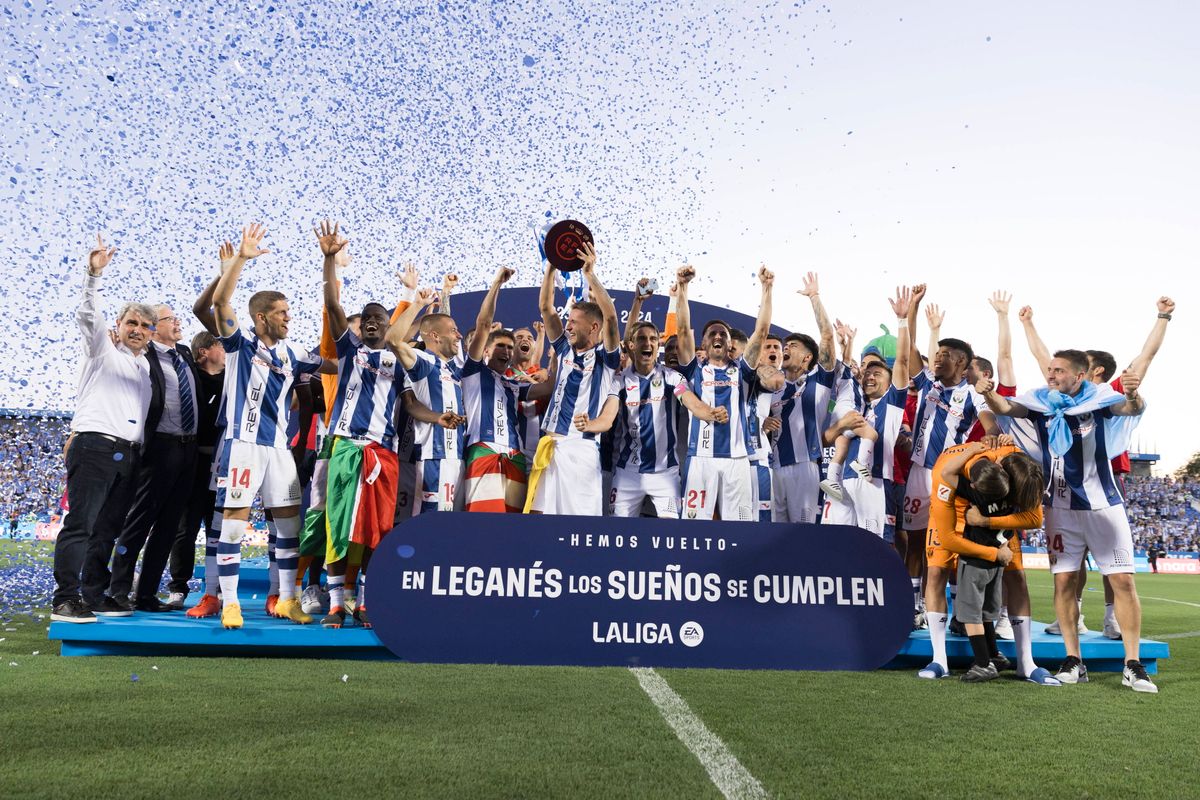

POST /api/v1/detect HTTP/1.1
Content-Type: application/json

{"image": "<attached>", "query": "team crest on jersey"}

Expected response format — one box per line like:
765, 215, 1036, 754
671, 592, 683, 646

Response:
936, 485, 951, 501
652, 377, 662, 388
952, 391, 966, 404
725, 366, 738, 377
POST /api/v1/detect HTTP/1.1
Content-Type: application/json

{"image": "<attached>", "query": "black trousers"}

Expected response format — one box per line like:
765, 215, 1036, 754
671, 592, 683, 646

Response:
52, 433, 140, 607
109, 434, 197, 601
167, 448, 217, 594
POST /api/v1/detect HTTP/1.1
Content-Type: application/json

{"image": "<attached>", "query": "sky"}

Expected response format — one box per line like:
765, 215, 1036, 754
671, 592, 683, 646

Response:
1, 1, 1196, 472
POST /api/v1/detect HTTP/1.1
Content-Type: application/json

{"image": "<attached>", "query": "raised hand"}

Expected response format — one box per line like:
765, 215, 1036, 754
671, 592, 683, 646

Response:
910, 283, 927, 305
314, 219, 347, 257
759, 264, 775, 288
218, 240, 236, 272
988, 290, 1011, 315
494, 266, 515, 284
577, 242, 597, 274
797, 271, 818, 297
532, 320, 544, 336
635, 277, 653, 297
834, 318, 856, 347
415, 287, 436, 307
888, 285, 912, 318
676, 265, 696, 285
334, 243, 352, 269
1018, 305, 1033, 323
443, 272, 460, 292
1158, 296, 1175, 315
668, 282, 678, 298
88, 233, 118, 273
237, 223, 271, 260
398, 262, 419, 291
490, 321, 503, 332
924, 303, 944, 329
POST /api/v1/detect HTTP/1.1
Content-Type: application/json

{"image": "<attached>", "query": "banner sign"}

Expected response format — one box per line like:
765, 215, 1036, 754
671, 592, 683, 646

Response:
369, 513, 912, 671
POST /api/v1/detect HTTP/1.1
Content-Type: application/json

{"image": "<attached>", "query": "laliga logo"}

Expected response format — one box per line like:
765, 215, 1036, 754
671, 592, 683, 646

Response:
679, 621, 704, 647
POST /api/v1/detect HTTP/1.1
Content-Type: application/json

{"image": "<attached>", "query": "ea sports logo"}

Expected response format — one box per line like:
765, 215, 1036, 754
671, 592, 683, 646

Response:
679, 621, 704, 647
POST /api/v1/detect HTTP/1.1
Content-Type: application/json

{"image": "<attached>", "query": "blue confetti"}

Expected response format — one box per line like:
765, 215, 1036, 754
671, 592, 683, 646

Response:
522, 55, 537, 67
130, 673, 139, 682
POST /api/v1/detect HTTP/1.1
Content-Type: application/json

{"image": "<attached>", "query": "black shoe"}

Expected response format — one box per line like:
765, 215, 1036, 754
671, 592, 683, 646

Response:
352, 606, 371, 629
133, 596, 177, 613
990, 653, 1013, 672
51, 598, 97, 623
948, 616, 967, 637
960, 663, 999, 683
90, 596, 133, 617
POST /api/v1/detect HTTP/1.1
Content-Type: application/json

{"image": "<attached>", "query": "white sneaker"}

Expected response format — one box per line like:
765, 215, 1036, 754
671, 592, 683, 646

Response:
165, 592, 187, 610
1103, 618, 1122, 640
1054, 656, 1088, 684
1077, 614, 1089, 634
1122, 660, 1158, 694
818, 479, 846, 503
1045, 619, 1062, 635
850, 460, 873, 480
995, 615, 1014, 640
300, 585, 324, 615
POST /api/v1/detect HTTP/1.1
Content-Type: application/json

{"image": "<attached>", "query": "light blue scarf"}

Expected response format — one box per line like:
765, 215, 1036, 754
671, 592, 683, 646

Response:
1024, 381, 1126, 457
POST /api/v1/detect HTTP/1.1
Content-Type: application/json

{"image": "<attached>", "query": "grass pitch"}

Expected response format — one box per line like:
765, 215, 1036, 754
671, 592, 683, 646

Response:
2, 541, 1197, 799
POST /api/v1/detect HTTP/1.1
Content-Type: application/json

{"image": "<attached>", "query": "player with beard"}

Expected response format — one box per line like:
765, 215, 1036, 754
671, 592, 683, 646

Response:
675, 265, 784, 520
525, 244, 621, 516
506, 323, 545, 383
574, 317, 725, 517
820, 287, 913, 538
209, 223, 335, 628
462, 266, 543, 513
746, 333, 783, 521
769, 273, 851, 523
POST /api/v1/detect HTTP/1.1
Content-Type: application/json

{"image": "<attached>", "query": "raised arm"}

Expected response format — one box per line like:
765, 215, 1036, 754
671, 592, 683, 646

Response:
989, 291, 1015, 386
623, 278, 653, 343
887, 286, 913, 389
579, 243, 620, 351
924, 303, 943, 364
975, 377, 1029, 418
674, 265, 697, 366
539, 259, 564, 342
193, 240, 234, 336
530, 321, 545, 368
390, 263, 419, 323
797, 271, 834, 370
834, 319, 857, 368
79, 234, 119, 356
384, 288, 435, 370
1126, 297, 1175, 381
440, 272, 458, 318
1018, 305, 1052, 375
212, 223, 271, 338
471, 266, 514, 362
907, 283, 926, 372
743, 265, 775, 368
316, 219, 350, 342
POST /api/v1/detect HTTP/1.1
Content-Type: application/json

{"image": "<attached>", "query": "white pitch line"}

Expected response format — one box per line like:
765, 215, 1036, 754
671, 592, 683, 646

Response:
1158, 630, 1200, 640
1139, 595, 1200, 609
631, 667, 769, 800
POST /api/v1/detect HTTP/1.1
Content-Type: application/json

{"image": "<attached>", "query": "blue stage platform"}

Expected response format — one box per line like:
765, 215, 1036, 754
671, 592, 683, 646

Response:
49, 593, 1168, 672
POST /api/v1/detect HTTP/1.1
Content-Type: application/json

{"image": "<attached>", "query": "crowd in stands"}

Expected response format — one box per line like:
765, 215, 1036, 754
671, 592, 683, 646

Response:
4, 411, 1196, 551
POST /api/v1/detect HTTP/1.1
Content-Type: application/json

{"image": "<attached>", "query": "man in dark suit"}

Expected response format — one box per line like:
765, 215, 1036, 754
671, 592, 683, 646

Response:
107, 303, 199, 611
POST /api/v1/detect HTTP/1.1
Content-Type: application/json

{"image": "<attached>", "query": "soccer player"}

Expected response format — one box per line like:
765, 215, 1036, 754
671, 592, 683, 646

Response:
769, 272, 845, 524
674, 264, 784, 521
462, 266, 536, 513
507, 322, 545, 383
574, 319, 725, 518
1019, 298, 1175, 639
820, 287, 913, 537
209, 223, 335, 629
979, 351, 1158, 692
901, 285, 995, 624
748, 334, 785, 521
311, 221, 405, 628
525, 244, 621, 515
383, 287, 467, 515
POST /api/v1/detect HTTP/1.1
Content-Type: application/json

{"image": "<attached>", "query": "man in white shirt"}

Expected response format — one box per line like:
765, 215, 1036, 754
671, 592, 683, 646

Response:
51, 235, 157, 623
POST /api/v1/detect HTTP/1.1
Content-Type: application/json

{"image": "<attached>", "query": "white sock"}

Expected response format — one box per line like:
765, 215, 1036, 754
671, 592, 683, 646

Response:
273, 515, 301, 602
911, 577, 922, 609
1104, 603, 1115, 625
1012, 616, 1036, 676
928, 611, 949, 669
217, 517, 244, 605
855, 437, 874, 468
360, 575, 368, 608
999, 605, 1010, 622
267, 519, 280, 595
328, 575, 345, 612
825, 460, 843, 483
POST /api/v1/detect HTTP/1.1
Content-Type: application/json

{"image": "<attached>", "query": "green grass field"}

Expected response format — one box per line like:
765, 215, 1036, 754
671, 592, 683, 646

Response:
2, 540, 1198, 799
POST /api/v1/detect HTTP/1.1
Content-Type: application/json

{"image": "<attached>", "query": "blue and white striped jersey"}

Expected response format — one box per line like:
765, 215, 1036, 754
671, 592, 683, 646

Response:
909, 369, 988, 469
462, 357, 530, 452
406, 350, 465, 461
542, 334, 621, 441
843, 385, 907, 481
1028, 408, 1125, 511
679, 357, 756, 459
220, 327, 322, 449
747, 384, 774, 465
770, 362, 847, 466
614, 364, 686, 474
328, 331, 402, 449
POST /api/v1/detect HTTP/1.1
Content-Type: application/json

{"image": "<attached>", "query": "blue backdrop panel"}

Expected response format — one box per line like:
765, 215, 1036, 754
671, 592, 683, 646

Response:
369, 513, 912, 670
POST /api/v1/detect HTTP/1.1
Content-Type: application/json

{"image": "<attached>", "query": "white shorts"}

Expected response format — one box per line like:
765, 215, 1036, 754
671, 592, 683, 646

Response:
681, 457, 754, 521
772, 461, 820, 523
749, 461, 773, 522
902, 464, 933, 530
530, 437, 603, 516
215, 439, 302, 510
412, 458, 464, 514
822, 476, 887, 537
611, 467, 680, 518
1045, 505, 1136, 576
